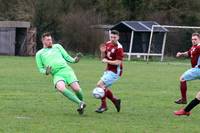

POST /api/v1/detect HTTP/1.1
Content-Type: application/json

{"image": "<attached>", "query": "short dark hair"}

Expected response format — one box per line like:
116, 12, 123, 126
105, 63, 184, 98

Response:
111, 30, 119, 35
41, 32, 52, 39
192, 32, 200, 38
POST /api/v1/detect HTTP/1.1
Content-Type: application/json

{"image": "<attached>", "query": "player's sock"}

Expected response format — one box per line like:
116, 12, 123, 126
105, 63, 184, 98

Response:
184, 98, 200, 112
75, 88, 83, 101
106, 89, 117, 104
62, 88, 81, 104
101, 95, 107, 108
180, 81, 187, 100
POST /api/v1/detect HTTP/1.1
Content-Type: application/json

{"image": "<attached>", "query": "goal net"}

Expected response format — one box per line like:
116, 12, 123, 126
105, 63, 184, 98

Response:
147, 25, 200, 62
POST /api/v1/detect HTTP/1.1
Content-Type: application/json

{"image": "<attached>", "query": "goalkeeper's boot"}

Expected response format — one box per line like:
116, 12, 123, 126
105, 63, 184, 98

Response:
77, 102, 86, 115
114, 99, 121, 112
174, 108, 191, 116
95, 107, 108, 113
174, 98, 187, 104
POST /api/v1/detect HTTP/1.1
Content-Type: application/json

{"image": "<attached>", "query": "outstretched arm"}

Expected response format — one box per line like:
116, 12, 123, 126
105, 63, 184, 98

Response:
35, 53, 52, 75
56, 44, 76, 63
176, 51, 188, 57
102, 58, 122, 65
74, 52, 83, 63
100, 43, 106, 59
35, 53, 46, 74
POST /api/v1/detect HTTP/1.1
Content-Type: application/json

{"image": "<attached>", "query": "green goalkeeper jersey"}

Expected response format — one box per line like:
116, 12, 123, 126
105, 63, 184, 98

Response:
35, 44, 75, 75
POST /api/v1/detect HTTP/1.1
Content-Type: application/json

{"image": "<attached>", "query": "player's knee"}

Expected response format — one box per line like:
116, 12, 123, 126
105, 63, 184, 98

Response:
180, 76, 185, 81
96, 81, 101, 87
70, 82, 80, 91
97, 82, 104, 89
195, 92, 200, 100
96, 83, 101, 88
56, 81, 66, 92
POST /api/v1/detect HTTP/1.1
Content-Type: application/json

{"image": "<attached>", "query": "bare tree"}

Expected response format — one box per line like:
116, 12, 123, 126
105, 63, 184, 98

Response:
60, 8, 105, 55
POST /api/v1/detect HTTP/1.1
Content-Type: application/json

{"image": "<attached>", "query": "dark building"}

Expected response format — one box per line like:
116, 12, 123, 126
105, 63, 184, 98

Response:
0, 21, 36, 56
110, 21, 168, 60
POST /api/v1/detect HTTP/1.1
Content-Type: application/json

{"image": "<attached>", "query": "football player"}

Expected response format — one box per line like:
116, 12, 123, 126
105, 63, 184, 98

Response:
175, 33, 200, 104
95, 30, 124, 113
35, 32, 86, 115
174, 56, 200, 116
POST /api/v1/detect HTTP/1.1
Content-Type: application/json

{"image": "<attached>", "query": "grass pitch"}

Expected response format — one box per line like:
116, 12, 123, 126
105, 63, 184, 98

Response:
0, 56, 199, 133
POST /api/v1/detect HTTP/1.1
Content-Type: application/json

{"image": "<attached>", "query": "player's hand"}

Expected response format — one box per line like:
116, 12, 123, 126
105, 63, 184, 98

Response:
102, 58, 108, 63
45, 66, 52, 75
100, 43, 106, 53
74, 52, 83, 63
76, 52, 83, 58
176, 52, 182, 57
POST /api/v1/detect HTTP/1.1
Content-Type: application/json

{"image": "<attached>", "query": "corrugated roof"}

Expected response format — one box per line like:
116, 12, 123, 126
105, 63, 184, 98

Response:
111, 21, 168, 32
0, 21, 30, 28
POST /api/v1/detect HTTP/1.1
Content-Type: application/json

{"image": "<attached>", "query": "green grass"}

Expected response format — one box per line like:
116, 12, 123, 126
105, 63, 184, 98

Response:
0, 56, 199, 133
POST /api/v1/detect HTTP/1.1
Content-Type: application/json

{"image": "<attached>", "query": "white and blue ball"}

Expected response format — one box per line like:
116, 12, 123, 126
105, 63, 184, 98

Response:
92, 87, 105, 99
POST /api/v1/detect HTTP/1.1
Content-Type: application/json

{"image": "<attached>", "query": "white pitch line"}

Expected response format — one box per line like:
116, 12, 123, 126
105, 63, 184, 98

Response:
16, 116, 32, 119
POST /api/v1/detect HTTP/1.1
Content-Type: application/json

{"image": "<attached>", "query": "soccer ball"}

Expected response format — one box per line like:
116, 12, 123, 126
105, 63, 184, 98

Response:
92, 87, 105, 99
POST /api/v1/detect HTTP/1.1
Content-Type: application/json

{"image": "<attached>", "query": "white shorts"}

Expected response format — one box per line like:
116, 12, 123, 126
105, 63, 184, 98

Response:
100, 71, 120, 87
182, 67, 200, 81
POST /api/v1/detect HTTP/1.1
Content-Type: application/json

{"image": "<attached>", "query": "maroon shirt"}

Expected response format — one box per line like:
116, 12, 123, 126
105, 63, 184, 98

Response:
188, 45, 200, 68
104, 41, 124, 76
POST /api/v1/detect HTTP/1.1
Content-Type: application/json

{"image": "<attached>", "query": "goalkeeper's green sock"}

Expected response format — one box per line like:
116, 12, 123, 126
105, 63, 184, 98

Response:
62, 88, 81, 104
75, 88, 83, 101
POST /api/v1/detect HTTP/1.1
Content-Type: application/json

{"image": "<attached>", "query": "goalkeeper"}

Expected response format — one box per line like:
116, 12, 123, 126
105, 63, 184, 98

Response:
35, 32, 86, 115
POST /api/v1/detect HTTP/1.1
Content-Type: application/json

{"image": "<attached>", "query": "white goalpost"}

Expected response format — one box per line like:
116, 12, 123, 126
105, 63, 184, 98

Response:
147, 25, 200, 62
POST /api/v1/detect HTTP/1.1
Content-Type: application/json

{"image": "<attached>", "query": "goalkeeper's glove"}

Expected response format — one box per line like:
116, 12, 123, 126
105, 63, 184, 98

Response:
74, 52, 83, 63
45, 66, 52, 75
76, 52, 83, 58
